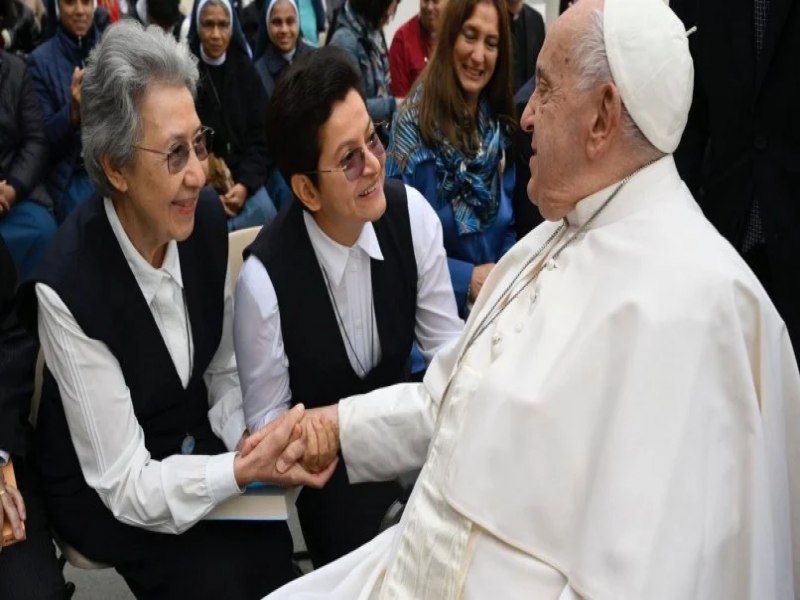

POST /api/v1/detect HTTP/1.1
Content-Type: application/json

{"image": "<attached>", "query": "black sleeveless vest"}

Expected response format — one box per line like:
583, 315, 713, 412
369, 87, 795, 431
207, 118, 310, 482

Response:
19, 190, 229, 499
245, 179, 417, 408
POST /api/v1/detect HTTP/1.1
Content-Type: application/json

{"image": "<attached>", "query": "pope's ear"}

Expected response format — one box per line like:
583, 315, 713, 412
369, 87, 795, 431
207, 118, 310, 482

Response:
100, 154, 128, 194
290, 173, 322, 213
587, 81, 622, 159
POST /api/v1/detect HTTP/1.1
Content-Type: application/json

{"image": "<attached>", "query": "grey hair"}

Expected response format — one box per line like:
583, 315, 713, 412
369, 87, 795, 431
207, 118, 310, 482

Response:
81, 20, 199, 198
573, 9, 664, 162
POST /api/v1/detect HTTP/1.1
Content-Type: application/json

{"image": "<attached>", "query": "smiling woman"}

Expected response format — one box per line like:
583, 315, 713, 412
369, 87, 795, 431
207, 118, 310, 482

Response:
18, 20, 337, 599
386, 0, 517, 315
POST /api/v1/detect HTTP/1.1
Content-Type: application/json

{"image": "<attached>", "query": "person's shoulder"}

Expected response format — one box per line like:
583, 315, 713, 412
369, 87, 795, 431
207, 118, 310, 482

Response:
28, 35, 55, 63
394, 14, 419, 39
522, 4, 545, 25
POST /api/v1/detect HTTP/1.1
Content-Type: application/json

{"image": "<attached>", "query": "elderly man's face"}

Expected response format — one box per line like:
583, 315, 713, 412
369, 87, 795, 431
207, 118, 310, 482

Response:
520, 8, 592, 220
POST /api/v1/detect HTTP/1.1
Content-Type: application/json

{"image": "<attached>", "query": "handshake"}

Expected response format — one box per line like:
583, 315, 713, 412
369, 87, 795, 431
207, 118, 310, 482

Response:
232, 404, 341, 491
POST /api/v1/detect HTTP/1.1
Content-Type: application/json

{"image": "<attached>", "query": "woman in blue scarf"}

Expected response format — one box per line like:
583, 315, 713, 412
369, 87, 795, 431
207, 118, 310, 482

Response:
189, 0, 278, 230
386, 0, 517, 314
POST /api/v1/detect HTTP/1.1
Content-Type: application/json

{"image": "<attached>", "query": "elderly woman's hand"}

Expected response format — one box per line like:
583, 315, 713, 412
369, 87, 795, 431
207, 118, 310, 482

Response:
0, 473, 27, 552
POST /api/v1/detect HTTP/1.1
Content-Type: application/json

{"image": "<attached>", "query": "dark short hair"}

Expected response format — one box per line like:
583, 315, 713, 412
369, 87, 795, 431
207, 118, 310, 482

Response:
265, 46, 364, 186
147, 0, 181, 29
349, 0, 398, 30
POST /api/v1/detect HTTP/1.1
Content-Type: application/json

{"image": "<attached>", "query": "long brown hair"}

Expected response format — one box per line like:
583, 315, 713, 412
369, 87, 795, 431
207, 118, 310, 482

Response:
414, 0, 515, 154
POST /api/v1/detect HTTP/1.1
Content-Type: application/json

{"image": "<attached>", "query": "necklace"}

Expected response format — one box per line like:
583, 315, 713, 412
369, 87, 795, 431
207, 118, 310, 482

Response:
320, 263, 376, 378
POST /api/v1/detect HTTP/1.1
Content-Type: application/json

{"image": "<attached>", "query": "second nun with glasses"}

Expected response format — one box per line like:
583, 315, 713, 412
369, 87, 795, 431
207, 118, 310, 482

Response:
234, 46, 464, 567
18, 21, 337, 599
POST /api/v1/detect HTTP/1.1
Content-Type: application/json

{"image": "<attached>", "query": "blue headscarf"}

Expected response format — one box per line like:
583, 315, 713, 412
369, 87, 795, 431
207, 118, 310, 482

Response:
188, 0, 251, 61
253, 0, 301, 61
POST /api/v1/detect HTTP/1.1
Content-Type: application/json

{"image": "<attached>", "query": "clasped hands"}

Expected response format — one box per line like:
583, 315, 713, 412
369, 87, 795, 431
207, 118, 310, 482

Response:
232, 404, 340, 491
0, 472, 26, 553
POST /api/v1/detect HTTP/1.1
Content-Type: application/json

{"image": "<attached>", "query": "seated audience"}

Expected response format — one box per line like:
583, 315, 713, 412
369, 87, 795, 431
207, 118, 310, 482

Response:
266, 0, 800, 597
189, 0, 278, 230
253, 0, 314, 210
388, 0, 447, 97
0, 235, 67, 600
0, 0, 41, 54
0, 48, 56, 280
253, 0, 314, 100
28, 0, 105, 222
19, 21, 334, 599
235, 46, 462, 567
328, 0, 400, 124
505, 0, 544, 93
387, 0, 517, 314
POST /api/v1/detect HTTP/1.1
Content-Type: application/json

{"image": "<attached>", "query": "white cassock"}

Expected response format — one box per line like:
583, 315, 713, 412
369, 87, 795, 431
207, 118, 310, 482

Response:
267, 156, 800, 599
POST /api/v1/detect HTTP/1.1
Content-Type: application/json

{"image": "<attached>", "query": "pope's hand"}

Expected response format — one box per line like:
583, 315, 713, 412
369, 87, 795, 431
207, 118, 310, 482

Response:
234, 404, 337, 490
298, 406, 339, 474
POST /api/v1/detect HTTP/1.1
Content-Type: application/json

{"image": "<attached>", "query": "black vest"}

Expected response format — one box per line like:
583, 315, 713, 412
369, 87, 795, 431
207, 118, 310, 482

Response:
20, 190, 228, 499
246, 179, 417, 408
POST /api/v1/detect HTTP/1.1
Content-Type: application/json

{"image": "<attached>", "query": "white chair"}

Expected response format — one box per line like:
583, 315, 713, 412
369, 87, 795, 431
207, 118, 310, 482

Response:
227, 226, 262, 291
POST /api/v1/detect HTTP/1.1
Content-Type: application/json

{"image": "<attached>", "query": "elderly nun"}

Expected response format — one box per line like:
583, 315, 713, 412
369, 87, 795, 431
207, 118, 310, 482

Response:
188, 0, 278, 231
19, 21, 336, 599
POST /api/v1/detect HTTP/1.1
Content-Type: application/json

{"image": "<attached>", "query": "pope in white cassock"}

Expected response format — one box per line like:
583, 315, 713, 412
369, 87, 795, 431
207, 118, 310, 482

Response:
267, 0, 800, 597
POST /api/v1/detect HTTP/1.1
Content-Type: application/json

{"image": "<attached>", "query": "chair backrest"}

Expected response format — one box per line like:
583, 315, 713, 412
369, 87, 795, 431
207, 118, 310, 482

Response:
29, 348, 44, 427
227, 226, 262, 292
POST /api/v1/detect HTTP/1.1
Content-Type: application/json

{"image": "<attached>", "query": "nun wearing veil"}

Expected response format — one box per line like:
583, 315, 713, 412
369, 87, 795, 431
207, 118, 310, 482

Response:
188, 0, 277, 230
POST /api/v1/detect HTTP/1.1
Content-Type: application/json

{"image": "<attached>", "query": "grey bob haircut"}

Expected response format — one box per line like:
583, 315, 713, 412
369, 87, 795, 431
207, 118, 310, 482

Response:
81, 20, 200, 198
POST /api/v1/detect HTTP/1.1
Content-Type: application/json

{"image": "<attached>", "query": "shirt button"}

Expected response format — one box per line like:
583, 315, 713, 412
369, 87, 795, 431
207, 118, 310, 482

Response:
491, 332, 503, 345
545, 258, 557, 271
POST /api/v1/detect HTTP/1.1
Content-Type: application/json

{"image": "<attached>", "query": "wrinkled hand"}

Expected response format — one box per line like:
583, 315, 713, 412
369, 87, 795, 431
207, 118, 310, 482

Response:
234, 404, 337, 490
222, 183, 247, 217
298, 406, 339, 474
0, 180, 16, 218
469, 262, 495, 302
69, 67, 84, 127
0, 476, 26, 553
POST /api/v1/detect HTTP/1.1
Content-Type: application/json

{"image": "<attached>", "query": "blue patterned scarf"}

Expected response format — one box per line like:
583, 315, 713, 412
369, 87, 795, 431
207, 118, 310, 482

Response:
388, 86, 509, 235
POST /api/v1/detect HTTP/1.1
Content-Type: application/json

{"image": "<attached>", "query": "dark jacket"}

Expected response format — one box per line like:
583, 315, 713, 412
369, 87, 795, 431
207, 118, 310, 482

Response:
254, 39, 315, 100
673, 0, 800, 360
0, 49, 50, 207
0, 0, 41, 55
27, 21, 102, 208
195, 50, 269, 194
510, 4, 545, 94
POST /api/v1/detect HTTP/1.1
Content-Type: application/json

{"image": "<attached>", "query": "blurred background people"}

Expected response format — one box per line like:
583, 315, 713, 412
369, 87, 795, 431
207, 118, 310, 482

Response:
505, 0, 543, 93
387, 0, 517, 315
328, 0, 401, 124
189, 0, 278, 229
0, 48, 56, 281
388, 0, 447, 98
28, 0, 107, 223
0, 0, 41, 54
253, 0, 314, 100
20, 21, 333, 598
673, 0, 800, 366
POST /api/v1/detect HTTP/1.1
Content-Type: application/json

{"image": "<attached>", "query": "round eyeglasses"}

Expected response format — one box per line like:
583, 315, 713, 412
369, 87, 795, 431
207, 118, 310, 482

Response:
305, 122, 388, 182
133, 126, 215, 175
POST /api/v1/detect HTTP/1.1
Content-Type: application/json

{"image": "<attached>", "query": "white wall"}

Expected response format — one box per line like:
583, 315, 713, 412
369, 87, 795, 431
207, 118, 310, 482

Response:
383, 0, 559, 44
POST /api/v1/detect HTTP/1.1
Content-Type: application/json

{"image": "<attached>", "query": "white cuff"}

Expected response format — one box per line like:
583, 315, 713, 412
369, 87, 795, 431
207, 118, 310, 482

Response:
205, 452, 241, 504
0, 449, 9, 467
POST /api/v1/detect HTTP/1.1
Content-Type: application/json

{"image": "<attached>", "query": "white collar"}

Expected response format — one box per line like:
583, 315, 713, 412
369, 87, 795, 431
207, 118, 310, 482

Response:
104, 198, 184, 305
565, 155, 680, 230
302, 210, 383, 286
200, 46, 227, 66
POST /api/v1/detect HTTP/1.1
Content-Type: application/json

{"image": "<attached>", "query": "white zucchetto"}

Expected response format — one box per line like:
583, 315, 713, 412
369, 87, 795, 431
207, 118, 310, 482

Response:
604, 0, 694, 153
